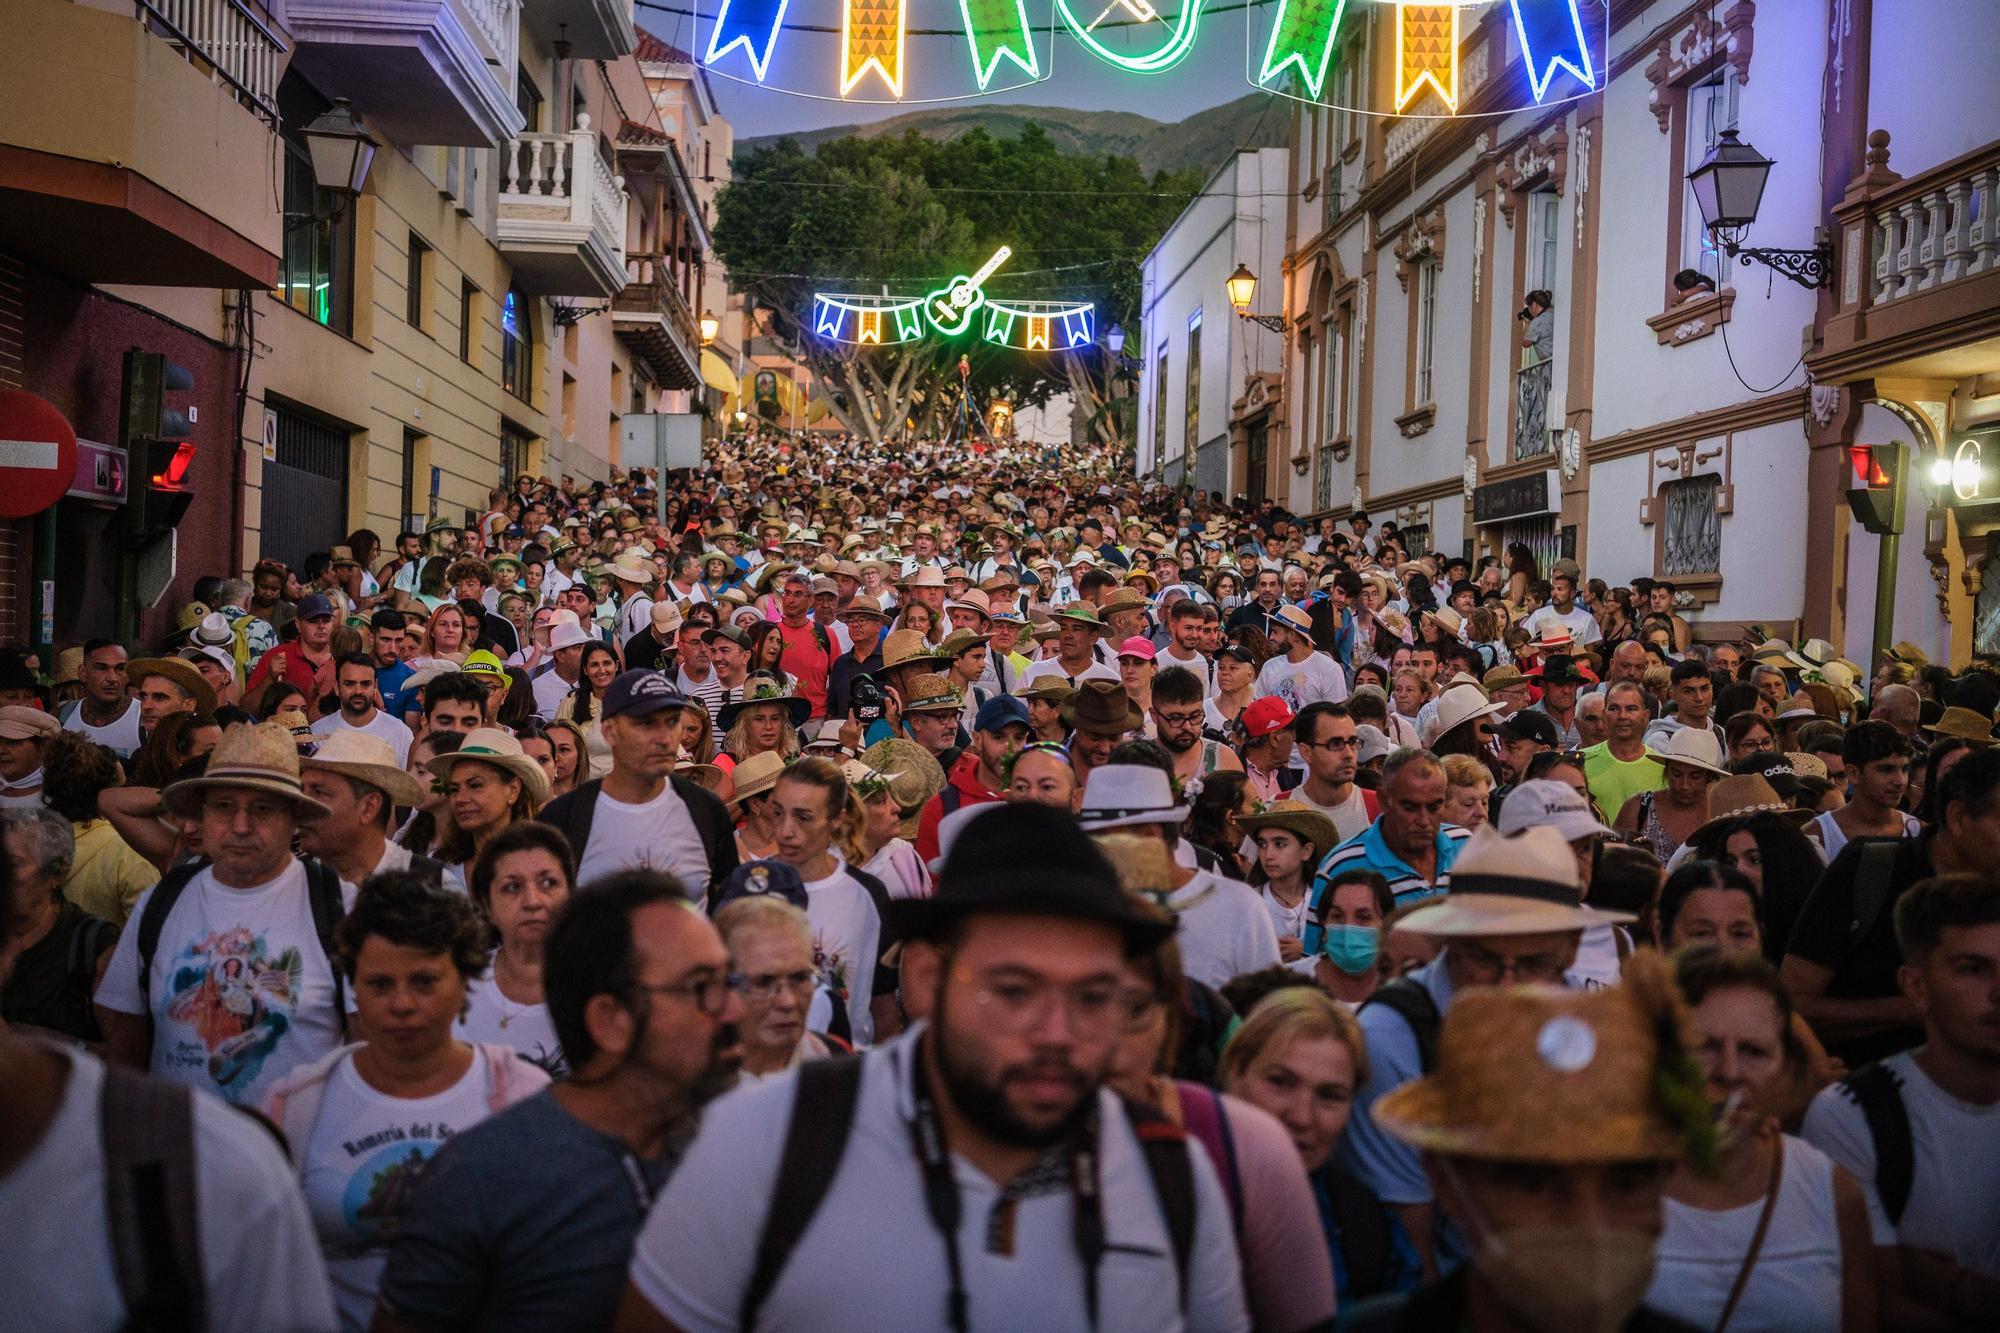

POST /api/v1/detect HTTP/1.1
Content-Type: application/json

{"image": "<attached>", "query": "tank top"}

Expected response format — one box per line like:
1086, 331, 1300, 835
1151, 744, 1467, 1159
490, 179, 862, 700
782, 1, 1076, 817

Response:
1645, 1135, 1846, 1333
1812, 808, 1921, 859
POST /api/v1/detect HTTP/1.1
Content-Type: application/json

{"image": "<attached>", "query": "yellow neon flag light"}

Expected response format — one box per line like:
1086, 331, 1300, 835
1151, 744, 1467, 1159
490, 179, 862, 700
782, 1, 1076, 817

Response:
858, 310, 883, 343
1395, 3, 1459, 111
1026, 316, 1050, 351
842, 0, 908, 96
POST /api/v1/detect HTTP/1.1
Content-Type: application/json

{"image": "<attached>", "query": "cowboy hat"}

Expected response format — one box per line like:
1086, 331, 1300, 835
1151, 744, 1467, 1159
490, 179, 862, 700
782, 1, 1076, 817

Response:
1687, 774, 1813, 844
1648, 726, 1730, 778
859, 737, 947, 835
1017, 678, 1077, 704
1786, 637, 1838, 672
304, 730, 426, 807
128, 657, 218, 716
1061, 680, 1143, 735
718, 675, 812, 732
1391, 824, 1634, 936
1373, 951, 1700, 1164
1528, 653, 1591, 686
1076, 764, 1190, 832
1426, 684, 1505, 744
1923, 705, 1996, 746
1238, 800, 1340, 857
726, 750, 788, 810
879, 629, 944, 671
429, 727, 552, 807
161, 721, 331, 820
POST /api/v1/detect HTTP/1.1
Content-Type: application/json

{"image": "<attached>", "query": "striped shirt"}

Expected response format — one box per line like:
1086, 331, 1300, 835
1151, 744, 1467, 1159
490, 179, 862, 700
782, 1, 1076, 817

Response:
1303, 820, 1473, 953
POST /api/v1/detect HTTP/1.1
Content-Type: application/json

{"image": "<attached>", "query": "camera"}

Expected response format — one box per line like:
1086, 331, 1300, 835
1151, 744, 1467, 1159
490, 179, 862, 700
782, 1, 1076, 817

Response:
1516, 306, 1535, 322
850, 674, 885, 724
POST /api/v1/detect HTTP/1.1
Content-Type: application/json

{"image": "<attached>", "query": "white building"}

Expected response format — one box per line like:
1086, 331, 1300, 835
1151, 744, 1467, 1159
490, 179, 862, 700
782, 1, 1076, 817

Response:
1137, 148, 1289, 498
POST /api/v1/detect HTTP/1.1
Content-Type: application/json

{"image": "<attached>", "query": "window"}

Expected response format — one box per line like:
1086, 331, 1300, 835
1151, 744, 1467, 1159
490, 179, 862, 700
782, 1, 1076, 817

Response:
406, 233, 430, 331
1527, 190, 1560, 293
277, 137, 353, 333
1247, 424, 1269, 503
501, 288, 531, 400
1660, 475, 1722, 576
1323, 315, 1344, 444
262, 405, 352, 574
499, 425, 531, 486
401, 428, 426, 529
1682, 68, 1740, 285
1184, 312, 1201, 463
517, 71, 543, 133
1153, 349, 1169, 465
460, 280, 478, 363
1316, 445, 1334, 510
1415, 261, 1439, 406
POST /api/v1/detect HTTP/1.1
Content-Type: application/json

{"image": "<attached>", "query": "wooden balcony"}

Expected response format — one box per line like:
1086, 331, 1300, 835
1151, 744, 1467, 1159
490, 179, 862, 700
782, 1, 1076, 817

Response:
613, 251, 700, 389
1812, 130, 2000, 384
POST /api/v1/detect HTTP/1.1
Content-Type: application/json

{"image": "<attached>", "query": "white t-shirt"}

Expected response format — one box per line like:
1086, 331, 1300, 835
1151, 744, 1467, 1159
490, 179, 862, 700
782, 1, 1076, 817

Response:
1167, 869, 1282, 988
1564, 925, 1629, 992
615, 593, 654, 648
1017, 657, 1119, 689
1260, 884, 1311, 947
804, 860, 892, 1046
0, 1046, 338, 1331
1523, 603, 1602, 646
303, 1048, 498, 1331
456, 960, 567, 1078
1254, 651, 1349, 710
574, 783, 715, 901
96, 860, 355, 1108
310, 708, 415, 767
532, 667, 579, 721
1802, 1051, 2000, 1279
1158, 646, 1214, 691
60, 697, 144, 757
1289, 785, 1373, 844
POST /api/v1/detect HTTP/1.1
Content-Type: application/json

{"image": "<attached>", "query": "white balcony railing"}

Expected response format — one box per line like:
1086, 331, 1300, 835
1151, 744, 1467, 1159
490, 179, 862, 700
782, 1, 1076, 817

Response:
1869, 160, 1999, 303
458, 0, 519, 94
497, 116, 628, 295
138, 0, 287, 119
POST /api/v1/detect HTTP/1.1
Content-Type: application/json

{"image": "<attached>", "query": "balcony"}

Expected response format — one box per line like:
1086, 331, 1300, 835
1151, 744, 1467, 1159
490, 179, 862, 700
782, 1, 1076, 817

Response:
1813, 130, 2000, 384
286, 0, 521, 148
496, 120, 628, 299
614, 252, 700, 389
0, 0, 286, 287
521, 0, 634, 61
1513, 357, 1552, 460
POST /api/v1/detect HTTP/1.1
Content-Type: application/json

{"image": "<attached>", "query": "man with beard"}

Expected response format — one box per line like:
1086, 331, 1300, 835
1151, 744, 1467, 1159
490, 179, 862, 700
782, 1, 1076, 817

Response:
375, 873, 743, 1333
614, 803, 1250, 1332
1151, 666, 1242, 787
309, 653, 415, 765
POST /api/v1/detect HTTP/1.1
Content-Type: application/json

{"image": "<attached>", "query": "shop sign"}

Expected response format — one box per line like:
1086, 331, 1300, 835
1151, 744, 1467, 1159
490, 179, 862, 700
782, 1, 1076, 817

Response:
1472, 468, 1560, 526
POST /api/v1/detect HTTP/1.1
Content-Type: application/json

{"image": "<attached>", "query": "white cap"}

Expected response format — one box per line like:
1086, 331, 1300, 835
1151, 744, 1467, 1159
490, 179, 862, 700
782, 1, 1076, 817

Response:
1497, 779, 1613, 843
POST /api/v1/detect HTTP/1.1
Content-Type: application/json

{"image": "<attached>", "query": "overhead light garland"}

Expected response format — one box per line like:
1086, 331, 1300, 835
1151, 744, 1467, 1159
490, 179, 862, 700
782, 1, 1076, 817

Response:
811, 245, 1096, 349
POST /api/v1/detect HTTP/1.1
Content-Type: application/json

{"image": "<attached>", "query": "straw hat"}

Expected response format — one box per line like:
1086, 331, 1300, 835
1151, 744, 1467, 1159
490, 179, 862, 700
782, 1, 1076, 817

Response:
1017, 678, 1077, 704
1481, 664, 1528, 693
1373, 951, 1701, 1164
676, 761, 726, 793
901, 673, 965, 714
304, 730, 426, 807
727, 750, 788, 809
161, 721, 331, 820
1266, 604, 1314, 637
607, 553, 656, 585
1237, 800, 1340, 857
1648, 726, 1730, 777
1786, 637, 1838, 672
428, 727, 551, 807
937, 628, 993, 659
1053, 603, 1106, 631
1687, 774, 1811, 843
1076, 764, 1189, 832
1099, 588, 1149, 617
1392, 825, 1634, 936
1774, 691, 1820, 723
128, 657, 218, 716
1061, 680, 1144, 735
718, 675, 812, 731
1923, 705, 1995, 746
841, 594, 890, 622
880, 629, 943, 671
905, 567, 947, 590
51, 645, 84, 688
860, 737, 947, 829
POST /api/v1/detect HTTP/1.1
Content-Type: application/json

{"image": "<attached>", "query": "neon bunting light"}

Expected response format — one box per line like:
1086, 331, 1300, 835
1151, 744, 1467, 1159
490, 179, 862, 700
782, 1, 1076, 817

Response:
811, 272, 1094, 351
1256, 0, 1348, 98
841, 0, 907, 96
959, 0, 1038, 89
1053, 0, 1205, 74
705, 0, 791, 82
1395, 2, 1459, 112
1509, 0, 1595, 102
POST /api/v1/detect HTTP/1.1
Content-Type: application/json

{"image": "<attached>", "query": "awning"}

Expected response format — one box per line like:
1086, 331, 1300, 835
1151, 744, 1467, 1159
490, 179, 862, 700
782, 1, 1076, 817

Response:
701, 349, 738, 397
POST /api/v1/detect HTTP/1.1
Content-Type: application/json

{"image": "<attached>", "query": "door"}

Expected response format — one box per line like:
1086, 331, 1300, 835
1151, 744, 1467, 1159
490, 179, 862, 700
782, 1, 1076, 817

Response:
261, 406, 350, 574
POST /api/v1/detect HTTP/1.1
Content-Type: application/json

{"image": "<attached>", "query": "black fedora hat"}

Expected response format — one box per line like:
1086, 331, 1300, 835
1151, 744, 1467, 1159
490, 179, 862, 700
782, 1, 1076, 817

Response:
887, 803, 1176, 954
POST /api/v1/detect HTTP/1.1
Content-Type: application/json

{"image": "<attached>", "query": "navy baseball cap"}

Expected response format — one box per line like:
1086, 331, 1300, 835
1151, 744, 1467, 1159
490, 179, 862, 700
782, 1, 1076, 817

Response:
715, 858, 808, 911
974, 694, 1031, 734
599, 669, 686, 719
297, 593, 335, 620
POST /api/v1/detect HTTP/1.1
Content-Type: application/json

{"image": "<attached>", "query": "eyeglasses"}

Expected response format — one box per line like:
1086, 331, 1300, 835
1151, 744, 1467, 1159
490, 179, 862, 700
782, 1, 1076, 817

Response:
1301, 735, 1362, 751
1451, 943, 1569, 985
1155, 710, 1205, 727
630, 972, 737, 1016
956, 969, 1126, 1040
730, 969, 817, 1002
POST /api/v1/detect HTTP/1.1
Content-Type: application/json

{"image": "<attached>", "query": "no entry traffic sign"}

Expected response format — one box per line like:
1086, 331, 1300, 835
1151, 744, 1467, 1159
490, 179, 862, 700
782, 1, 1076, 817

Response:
0, 390, 80, 519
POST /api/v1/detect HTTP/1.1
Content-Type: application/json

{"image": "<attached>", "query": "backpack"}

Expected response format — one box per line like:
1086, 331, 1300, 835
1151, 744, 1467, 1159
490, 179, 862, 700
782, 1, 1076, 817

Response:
100, 1063, 205, 1331
1361, 977, 1441, 1074
739, 1056, 1199, 1331
1839, 1061, 1914, 1226
135, 857, 348, 1034
539, 777, 738, 905
1845, 840, 1903, 965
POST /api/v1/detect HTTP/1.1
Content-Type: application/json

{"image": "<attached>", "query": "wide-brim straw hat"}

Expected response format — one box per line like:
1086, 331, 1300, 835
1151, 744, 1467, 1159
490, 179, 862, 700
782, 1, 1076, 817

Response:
129, 657, 218, 716
304, 730, 427, 807
718, 678, 812, 732
428, 727, 551, 807
1686, 773, 1813, 844
880, 628, 944, 671
1061, 680, 1144, 735
1647, 726, 1730, 778
1238, 801, 1340, 858
937, 628, 993, 659
1374, 952, 1697, 1163
161, 721, 331, 820
1394, 825, 1634, 936
727, 750, 788, 809
901, 673, 965, 714
860, 737, 947, 836
1923, 705, 1996, 745
607, 554, 656, 585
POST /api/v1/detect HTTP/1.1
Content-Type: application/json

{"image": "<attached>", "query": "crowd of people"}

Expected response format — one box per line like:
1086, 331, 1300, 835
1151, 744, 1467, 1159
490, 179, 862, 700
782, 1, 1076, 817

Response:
0, 427, 1995, 1332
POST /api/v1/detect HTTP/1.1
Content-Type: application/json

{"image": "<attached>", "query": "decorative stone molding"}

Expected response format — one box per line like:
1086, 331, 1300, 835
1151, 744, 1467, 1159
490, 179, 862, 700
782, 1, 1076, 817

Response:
1471, 195, 1488, 300
1931, 552, 1954, 616
1331, 435, 1352, 463
1644, 287, 1735, 345
1395, 404, 1437, 439
1495, 125, 1569, 226
1644, 0, 1757, 134
1809, 382, 1844, 429
1392, 209, 1447, 292
1572, 125, 1591, 250
1231, 370, 1283, 422
1462, 453, 1478, 504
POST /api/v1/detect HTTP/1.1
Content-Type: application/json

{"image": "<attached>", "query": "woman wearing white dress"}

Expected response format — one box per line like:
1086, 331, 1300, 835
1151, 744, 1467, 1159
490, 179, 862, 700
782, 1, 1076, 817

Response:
1644, 947, 1876, 1332
456, 822, 572, 1077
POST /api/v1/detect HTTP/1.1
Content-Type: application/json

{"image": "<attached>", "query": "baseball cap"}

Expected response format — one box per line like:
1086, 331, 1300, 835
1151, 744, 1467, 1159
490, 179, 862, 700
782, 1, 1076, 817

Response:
1117, 636, 1156, 662
714, 858, 809, 911
600, 669, 687, 719
703, 623, 748, 648
1496, 780, 1613, 842
1496, 711, 1560, 747
1243, 695, 1296, 739
973, 694, 1031, 734
297, 593, 335, 620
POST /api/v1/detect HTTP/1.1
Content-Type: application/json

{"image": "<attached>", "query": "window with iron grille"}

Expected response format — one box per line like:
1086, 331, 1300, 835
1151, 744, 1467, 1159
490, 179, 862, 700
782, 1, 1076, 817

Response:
277, 140, 353, 334
1316, 445, 1334, 511
1415, 261, 1438, 406
1660, 475, 1722, 576
1184, 314, 1202, 462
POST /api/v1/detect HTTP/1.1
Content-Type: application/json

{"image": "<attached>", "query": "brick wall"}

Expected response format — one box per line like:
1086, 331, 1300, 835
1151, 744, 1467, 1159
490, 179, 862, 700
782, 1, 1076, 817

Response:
0, 251, 26, 645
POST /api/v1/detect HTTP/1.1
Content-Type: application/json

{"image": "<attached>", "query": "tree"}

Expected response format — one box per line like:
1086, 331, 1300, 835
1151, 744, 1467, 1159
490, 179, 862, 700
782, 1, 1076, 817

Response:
712, 127, 1199, 444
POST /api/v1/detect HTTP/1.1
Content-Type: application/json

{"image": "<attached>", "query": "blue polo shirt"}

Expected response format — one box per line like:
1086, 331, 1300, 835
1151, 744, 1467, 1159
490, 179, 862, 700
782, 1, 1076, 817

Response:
375, 660, 418, 721
1303, 819, 1471, 952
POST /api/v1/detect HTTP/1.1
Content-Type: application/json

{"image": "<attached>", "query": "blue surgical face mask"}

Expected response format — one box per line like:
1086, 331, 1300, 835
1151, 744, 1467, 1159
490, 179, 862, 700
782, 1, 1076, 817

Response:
1322, 923, 1380, 975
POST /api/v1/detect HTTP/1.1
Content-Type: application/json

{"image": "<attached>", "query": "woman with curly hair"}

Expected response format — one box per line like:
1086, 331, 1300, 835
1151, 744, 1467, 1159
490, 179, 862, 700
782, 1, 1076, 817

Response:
1188, 769, 1255, 880
39, 731, 159, 926
261, 871, 550, 1330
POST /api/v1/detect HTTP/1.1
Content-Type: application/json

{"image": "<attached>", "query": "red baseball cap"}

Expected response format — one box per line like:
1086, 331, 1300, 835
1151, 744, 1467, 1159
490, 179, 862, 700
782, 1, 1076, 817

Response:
1243, 695, 1296, 739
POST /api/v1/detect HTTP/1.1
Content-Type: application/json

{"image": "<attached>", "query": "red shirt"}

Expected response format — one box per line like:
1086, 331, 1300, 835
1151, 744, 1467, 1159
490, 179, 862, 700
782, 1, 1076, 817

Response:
914, 751, 1004, 863
775, 618, 831, 718
246, 639, 328, 700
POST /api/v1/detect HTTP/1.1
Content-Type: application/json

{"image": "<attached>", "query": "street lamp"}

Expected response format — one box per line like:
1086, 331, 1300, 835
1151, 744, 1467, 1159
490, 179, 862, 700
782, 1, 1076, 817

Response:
300, 98, 376, 199
1226, 264, 1286, 333
699, 310, 719, 347
1686, 129, 1831, 289
1105, 323, 1125, 356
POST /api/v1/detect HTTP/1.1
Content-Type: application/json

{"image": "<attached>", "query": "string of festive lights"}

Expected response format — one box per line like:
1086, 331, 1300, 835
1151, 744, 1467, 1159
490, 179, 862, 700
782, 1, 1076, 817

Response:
810, 246, 1097, 349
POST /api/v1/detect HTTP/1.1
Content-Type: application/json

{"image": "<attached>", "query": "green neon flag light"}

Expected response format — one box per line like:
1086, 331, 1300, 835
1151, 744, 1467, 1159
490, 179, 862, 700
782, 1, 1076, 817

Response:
1056, 0, 1204, 74
1258, 0, 1347, 98
959, 0, 1038, 89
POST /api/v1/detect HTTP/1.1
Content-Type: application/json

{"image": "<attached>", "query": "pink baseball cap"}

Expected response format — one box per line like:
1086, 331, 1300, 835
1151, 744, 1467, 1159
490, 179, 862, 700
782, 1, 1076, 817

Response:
1117, 636, 1157, 662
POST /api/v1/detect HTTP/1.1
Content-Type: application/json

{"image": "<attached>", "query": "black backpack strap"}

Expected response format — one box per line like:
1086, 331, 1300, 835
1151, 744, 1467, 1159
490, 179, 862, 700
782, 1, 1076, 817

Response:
406, 852, 447, 883
134, 863, 205, 1002
1321, 1165, 1394, 1300
303, 858, 349, 1035
1841, 1061, 1914, 1226
101, 1063, 205, 1332
1845, 840, 1902, 962
68, 913, 117, 983
561, 780, 604, 869
741, 1056, 865, 1330
1362, 977, 1442, 1074
1121, 1098, 1196, 1311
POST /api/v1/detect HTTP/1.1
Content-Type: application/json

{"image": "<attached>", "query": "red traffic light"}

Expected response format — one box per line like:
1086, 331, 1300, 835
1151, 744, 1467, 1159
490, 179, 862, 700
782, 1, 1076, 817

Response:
1849, 444, 1893, 488
151, 441, 196, 490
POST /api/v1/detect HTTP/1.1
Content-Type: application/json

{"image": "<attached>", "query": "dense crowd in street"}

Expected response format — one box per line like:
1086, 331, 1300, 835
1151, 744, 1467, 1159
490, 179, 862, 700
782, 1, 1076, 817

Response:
0, 426, 1995, 1332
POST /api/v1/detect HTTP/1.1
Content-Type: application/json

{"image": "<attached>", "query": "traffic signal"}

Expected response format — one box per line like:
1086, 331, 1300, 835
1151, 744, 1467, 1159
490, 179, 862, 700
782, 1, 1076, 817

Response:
120, 348, 196, 536
1845, 442, 1904, 536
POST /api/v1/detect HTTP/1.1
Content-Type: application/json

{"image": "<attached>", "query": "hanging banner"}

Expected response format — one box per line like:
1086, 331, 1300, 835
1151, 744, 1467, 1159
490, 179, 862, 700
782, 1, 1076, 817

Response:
841, 0, 908, 96
1256, 0, 1347, 98
1509, 0, 1595, 101
1395, 2, 1459, 111
959, 0, 1038, 89
706, 0, 791, 81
